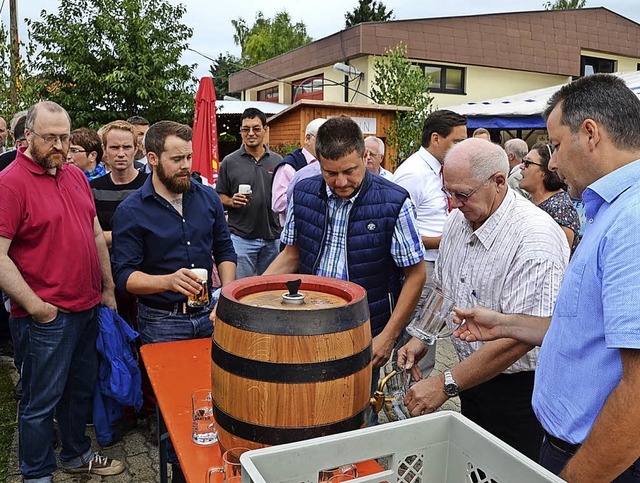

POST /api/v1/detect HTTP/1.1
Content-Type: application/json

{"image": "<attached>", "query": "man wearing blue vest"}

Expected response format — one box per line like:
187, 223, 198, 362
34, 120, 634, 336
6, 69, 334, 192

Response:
265, 115, 426, 387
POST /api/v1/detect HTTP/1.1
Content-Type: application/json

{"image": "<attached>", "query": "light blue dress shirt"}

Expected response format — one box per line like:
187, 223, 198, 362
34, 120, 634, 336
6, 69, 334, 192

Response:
533, 159, 640, 445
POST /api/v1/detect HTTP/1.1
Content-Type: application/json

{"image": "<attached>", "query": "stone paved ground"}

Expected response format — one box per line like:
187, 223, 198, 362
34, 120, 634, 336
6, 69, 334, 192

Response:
4, 338, 460, 482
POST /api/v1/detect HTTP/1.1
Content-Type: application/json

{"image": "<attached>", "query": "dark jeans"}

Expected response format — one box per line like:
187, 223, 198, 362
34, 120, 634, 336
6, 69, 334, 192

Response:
540, 437, 640, 481
137, 301, 214, 465
13, 306, 100, 482
460, 370, 542, 461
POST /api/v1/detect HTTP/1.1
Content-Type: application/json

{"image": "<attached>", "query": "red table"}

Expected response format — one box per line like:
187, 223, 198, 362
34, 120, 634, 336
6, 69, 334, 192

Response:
141, 338, 220, 483
141, 338, 382, 482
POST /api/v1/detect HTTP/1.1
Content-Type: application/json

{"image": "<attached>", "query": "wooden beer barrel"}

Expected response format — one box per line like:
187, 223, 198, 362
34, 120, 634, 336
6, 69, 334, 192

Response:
211, 274, 372, 451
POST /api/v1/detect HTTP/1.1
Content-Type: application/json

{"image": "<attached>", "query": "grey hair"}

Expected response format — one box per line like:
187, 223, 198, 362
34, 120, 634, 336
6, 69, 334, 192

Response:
10, 110, 27, 132
305, 118, 327, 136
365, 136, 385, 155
544, 73, 640, 150
504, 138, 528, 160
25, 101, 71, 131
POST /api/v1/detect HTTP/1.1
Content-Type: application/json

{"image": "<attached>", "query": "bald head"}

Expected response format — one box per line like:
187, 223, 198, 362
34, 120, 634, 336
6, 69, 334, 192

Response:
443, 138, 509, 229
445, 138, 509, 182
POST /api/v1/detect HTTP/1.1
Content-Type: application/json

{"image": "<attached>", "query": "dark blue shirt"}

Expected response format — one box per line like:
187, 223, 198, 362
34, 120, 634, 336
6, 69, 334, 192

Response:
111, 175, 236, 306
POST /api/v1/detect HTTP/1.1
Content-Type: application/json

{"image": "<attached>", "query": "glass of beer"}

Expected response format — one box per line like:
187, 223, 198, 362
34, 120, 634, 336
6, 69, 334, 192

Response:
188, 268, 210, 308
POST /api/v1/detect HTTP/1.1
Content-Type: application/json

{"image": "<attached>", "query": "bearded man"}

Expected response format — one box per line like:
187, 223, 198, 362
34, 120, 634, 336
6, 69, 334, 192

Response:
110, 120, 236, 481
111, 120, 236, 345
0, 101, 125, 480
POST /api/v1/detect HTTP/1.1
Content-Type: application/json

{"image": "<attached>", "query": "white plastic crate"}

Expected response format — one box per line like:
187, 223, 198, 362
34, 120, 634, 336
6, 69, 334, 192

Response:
240, 411, 563, 483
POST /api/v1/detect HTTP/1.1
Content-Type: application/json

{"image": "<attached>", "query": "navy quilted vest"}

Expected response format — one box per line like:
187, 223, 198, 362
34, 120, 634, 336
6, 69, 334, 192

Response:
293, 170, 409, 336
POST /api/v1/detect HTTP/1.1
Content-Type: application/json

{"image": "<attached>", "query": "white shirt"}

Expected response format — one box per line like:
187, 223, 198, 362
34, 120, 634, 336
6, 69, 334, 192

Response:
434, 189, 569, 373
379, 166, 392, 178
392, 147, 448, 261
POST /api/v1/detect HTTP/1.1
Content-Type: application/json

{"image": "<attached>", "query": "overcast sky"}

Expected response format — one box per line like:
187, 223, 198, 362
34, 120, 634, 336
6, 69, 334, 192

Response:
6, 0, 640, 79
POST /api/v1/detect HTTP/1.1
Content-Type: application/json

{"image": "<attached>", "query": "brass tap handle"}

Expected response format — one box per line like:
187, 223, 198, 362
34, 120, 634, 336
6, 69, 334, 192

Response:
369, 369, 399, 414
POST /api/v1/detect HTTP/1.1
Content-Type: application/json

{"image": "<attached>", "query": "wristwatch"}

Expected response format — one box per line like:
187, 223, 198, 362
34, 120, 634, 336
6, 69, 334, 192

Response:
443, 370, 459, 398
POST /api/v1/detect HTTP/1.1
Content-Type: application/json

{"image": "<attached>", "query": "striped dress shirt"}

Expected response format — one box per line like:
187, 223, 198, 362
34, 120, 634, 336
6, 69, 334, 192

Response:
434, 188, 569, 373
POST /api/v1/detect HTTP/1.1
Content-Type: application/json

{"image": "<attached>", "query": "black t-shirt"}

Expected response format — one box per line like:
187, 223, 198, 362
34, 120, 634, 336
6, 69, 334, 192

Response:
0, 150, 17, 173
90, 171, 148, 231
216, 146, 282, 239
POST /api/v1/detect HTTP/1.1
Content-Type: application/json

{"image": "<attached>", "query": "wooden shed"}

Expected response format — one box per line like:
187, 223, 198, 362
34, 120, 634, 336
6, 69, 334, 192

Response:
267, 100, 412, 172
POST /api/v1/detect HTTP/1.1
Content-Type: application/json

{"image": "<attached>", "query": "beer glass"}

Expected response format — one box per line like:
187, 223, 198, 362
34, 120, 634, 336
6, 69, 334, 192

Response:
191, 389, 217, 445
187, 268, 209, 308
406, 286, 458, 345
238, 184, 252, 205
208, 447, 250, 481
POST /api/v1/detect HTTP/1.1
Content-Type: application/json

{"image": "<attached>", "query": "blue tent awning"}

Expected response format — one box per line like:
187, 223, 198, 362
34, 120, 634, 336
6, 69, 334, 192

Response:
466, 115, 547, 130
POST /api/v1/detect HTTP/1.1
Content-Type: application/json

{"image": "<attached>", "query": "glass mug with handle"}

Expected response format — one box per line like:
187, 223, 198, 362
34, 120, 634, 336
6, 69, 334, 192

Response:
406, 286, 459, 345
319, 464, 357, 482
207, 447, 250, 481
187, 268, 210, 308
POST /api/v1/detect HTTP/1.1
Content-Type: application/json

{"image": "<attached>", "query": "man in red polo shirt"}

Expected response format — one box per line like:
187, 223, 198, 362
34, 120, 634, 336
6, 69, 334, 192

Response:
0, 101, 125, 481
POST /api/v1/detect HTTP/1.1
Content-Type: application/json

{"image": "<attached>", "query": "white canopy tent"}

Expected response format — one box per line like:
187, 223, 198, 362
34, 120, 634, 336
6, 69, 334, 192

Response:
446, 71, 640, 129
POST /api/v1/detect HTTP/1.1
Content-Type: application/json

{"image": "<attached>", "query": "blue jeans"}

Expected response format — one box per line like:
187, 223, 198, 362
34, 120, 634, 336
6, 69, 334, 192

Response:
137, 301, 214, 465
14, 306, 100, 482
136, 302, 214, 346
540, 437, 640, 481
230, 234, 279, 279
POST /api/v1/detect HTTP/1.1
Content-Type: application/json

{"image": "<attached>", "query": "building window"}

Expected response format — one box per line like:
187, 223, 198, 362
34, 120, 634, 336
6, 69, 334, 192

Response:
257, 86, 279, 103
581, 56, 615, 76
423, 64, 465, 94
292, 75, 324, 102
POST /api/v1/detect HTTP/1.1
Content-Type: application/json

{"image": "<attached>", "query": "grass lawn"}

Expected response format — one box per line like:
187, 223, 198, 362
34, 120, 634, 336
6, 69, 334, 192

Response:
0, 358, 17, 481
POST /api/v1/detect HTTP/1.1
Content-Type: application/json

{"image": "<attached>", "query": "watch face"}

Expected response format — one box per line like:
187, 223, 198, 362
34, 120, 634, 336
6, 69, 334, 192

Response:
445, 383, 458, 397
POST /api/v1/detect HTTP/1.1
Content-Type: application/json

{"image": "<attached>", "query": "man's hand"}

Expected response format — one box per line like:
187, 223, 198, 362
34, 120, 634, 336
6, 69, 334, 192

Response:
168, 268, 204, 296
397, 337, 430, 381
101, 287, 117, 311
230, 193, 250, 209
403, 374, 448, 416
452, 307, 506, 342
31, 301, 59, 324
371, 332, 395, 368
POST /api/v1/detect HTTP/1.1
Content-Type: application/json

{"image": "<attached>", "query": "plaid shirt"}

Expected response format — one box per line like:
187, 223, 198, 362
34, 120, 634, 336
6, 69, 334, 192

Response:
84, 163, 107, 182
282, 184, 424, 280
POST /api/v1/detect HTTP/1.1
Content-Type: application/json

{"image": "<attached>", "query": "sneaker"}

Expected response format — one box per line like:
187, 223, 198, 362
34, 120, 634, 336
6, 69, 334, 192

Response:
64, 453, 125, 476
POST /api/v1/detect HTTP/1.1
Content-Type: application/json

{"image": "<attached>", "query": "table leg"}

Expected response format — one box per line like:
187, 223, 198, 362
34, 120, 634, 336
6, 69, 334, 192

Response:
157, 404, 169, 483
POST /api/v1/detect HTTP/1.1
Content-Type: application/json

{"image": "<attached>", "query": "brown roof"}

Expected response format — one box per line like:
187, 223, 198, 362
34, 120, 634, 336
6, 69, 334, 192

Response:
230, 7, 640, 92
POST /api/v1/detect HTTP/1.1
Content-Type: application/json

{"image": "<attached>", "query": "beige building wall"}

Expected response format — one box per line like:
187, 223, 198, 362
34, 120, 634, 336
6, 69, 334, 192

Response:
242, 49, 639, 107
428, 63, 570, 109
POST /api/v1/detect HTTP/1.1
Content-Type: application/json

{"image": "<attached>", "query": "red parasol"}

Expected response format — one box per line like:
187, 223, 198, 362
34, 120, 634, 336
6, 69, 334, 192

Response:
192, 76, 220, 185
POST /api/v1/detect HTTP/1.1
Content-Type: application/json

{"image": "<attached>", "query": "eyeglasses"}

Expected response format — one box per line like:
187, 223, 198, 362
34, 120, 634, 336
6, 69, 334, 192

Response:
240, 126, 264, 134
442, 173, 497, 203
521, 158, 543, 169
366, 151, 382, 159
31, 131, 70, 145
68, 148, 87, 154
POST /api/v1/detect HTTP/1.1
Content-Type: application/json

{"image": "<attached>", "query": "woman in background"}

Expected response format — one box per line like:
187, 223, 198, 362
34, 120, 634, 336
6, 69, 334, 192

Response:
519, 142, 581, 255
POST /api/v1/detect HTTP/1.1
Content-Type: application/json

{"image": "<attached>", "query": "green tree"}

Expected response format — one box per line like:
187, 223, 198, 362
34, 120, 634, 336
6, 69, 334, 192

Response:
232, 11, 312, 67
27, 0, 196, 128
345, 0, 395, 28
0, 23, 44, 122
371, 43, 433, 169
209, 52, 242, 100
544, 0, 586, 9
